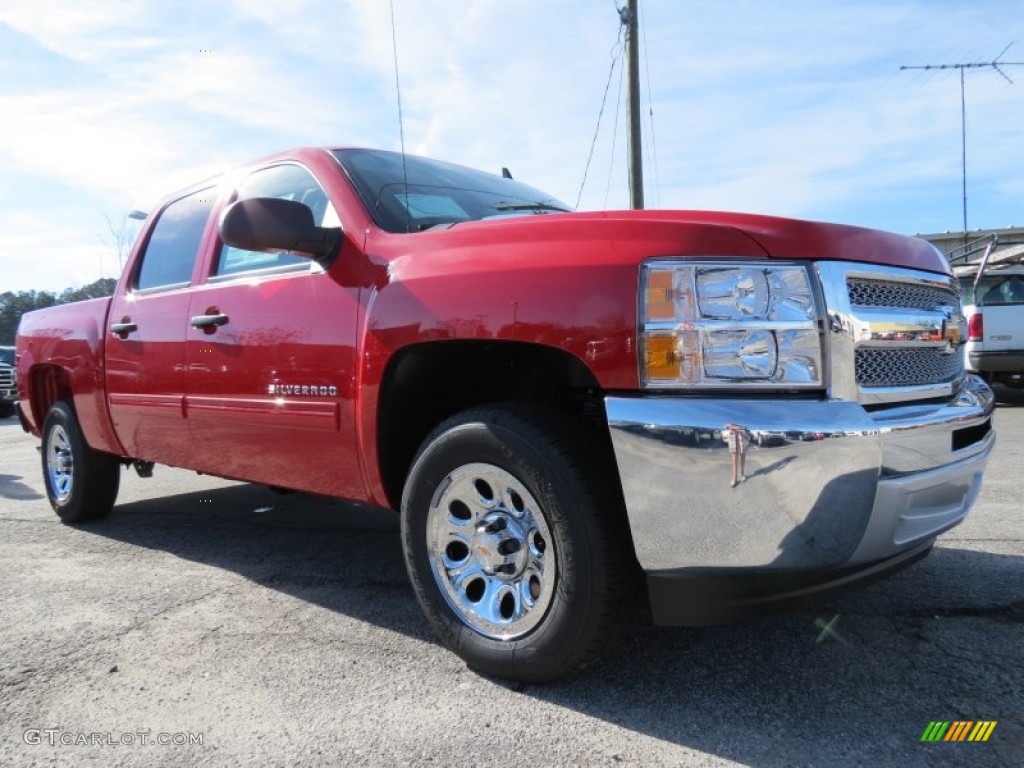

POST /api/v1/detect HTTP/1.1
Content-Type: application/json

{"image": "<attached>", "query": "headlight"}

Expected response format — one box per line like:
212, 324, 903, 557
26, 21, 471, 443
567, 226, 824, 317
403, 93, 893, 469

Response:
640, 261, 824, 389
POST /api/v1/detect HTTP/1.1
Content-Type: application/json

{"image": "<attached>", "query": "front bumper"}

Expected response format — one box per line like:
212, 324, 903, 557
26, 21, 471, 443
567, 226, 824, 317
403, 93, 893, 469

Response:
605, 374, 995, 625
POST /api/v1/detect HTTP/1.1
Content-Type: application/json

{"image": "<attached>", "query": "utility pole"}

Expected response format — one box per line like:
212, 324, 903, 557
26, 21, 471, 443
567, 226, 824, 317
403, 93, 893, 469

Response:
622, 1, 644, 210
901, 44, 1022, 247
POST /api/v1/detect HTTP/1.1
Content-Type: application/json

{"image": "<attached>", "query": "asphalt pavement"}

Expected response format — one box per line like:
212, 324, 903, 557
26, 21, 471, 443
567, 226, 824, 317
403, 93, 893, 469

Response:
1, 392, 1021, 767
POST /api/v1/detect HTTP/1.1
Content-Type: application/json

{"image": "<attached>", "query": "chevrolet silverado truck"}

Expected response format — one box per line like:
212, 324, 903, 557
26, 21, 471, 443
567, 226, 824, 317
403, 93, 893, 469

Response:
15, 147, 995, 682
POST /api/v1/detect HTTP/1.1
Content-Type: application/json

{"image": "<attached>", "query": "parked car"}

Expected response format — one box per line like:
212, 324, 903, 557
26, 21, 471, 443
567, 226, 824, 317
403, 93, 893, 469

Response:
15, 146, 995, 682
956, 246, 1024, 389
0, 346, 18, 418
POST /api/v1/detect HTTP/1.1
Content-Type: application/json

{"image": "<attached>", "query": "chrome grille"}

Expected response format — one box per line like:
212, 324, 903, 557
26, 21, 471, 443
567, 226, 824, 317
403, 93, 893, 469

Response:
847, 278, 958, 310
855, 348, 962, 387
0, 364, 14, 389
817, 261, 966, 405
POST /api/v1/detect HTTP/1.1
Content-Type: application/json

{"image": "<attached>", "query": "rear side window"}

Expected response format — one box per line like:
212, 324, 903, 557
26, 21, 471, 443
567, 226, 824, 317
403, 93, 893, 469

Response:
135, 190, 213, 291
963, 274, 1024, 305
215, 164, 336, 277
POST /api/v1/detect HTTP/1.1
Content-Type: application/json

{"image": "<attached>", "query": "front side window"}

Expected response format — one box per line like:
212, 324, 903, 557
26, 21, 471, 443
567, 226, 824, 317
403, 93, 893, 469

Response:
215, 164, 338, 277
134, 190, 213, 291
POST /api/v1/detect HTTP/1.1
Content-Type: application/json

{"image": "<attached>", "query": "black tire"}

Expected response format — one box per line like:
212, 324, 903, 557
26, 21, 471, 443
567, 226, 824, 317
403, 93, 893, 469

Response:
0, 404, 16, 419
401, 404, 637, 683
41, 401, 120, 523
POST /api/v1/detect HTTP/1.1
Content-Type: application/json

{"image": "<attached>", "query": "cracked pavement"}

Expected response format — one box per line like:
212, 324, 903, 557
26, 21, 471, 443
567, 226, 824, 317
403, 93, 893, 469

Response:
1, 390, 1022, 766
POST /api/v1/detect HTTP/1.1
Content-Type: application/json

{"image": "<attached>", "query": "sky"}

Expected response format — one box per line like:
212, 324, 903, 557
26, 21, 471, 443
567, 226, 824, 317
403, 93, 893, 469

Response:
0, 0, 1022, 293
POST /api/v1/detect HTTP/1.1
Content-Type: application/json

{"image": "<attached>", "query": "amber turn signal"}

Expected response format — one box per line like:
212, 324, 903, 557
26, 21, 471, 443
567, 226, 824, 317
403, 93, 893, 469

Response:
645, 269, 676, 321
645, 334, 680, 380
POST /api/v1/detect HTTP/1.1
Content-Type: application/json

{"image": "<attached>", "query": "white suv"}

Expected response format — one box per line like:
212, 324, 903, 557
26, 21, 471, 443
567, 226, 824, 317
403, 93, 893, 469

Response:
955, 246, 1024, 390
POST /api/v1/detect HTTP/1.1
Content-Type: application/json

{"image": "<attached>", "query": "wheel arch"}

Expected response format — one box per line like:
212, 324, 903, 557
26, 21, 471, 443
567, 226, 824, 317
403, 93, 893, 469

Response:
27, 364, 125, 456
375, 339, 610, 510
27, 364, 74, 432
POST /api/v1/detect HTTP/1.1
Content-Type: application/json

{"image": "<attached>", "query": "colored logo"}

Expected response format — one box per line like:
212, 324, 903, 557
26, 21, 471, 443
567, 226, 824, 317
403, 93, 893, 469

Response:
920, 721, 997, 742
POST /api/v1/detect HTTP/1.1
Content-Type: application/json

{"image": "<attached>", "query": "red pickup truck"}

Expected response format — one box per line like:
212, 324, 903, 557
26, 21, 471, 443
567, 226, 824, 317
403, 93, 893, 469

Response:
15, 147, 995, 682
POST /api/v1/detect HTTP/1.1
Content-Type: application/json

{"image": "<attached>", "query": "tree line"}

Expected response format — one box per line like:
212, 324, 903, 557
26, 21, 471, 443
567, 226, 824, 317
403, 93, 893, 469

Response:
0, 278, 117, 345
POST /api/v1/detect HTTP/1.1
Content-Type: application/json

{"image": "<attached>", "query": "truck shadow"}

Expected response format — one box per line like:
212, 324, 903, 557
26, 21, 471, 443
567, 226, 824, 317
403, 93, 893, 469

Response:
0, 473, 45, 501
79, 484, 431, 641
535, 546, 1023, 766
993, 384, 1024, 407
81, 485, 1023, 766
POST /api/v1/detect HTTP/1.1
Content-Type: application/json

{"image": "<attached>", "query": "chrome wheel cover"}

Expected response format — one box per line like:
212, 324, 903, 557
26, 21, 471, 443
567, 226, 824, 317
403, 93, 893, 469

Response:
427, 463, 556, 639
45, 424, 74, 504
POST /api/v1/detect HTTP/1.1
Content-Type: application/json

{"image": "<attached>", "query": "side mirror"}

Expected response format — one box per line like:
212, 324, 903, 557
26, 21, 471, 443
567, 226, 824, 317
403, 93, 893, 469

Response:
218, 197, 341, 260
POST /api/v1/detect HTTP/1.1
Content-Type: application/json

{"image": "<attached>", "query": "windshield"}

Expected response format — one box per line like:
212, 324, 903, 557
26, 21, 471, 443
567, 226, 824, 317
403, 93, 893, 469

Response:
333, 149, 571, 233
0, 347, 13, 365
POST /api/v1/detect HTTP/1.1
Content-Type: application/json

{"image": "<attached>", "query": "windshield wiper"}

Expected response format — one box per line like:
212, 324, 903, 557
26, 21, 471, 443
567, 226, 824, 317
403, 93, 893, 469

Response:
492, 202, 571, 213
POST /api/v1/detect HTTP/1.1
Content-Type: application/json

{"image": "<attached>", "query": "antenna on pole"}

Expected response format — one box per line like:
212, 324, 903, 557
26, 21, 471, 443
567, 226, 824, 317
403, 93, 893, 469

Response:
901, 43, 1022, 247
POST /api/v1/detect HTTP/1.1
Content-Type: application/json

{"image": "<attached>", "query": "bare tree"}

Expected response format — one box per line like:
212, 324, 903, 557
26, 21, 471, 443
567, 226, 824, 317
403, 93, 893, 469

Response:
99, 213, 140, 271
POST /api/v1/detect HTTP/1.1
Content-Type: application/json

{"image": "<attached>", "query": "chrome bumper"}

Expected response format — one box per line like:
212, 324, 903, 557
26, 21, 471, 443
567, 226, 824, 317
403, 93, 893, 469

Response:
605, 375, 995, 573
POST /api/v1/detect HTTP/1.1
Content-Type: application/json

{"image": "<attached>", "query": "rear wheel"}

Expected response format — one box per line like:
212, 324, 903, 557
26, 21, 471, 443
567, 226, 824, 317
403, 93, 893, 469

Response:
41, 401, 120, 523
401, 404, 636, 683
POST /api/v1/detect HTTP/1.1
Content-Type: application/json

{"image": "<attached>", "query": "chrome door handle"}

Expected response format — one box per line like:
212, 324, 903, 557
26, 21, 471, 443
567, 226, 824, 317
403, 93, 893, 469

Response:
190, 314, 229, 329
110, 322, 138, 336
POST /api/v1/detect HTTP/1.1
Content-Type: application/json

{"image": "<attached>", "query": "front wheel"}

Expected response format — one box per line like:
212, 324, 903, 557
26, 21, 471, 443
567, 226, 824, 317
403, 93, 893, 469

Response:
401, 404, 636, 683
41, 401, 120, 523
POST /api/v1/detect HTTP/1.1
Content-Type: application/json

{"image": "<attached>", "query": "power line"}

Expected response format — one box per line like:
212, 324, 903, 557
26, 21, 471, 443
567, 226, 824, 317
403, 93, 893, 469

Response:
603, 43, 626, 208
901, 43, 1022, 246
576, 24, 624, 209
388, 0, 410, 231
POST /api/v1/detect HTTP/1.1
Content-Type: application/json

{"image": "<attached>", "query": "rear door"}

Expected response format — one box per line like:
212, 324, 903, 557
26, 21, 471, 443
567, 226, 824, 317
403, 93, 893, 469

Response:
105, 188, 216, 464
184, 162, 362, 497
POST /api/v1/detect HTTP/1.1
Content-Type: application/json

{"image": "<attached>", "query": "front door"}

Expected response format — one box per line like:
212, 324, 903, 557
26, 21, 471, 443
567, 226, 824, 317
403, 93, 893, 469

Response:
184, 163, 362, 497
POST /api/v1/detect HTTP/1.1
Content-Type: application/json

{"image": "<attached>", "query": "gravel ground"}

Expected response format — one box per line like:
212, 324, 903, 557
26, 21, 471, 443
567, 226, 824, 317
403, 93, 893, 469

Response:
1, 391, 1021, 767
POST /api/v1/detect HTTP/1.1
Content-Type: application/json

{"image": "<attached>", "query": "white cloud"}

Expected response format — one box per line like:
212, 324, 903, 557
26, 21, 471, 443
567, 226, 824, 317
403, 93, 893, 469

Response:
0, 89, 196, 199
0, 210, 123, 292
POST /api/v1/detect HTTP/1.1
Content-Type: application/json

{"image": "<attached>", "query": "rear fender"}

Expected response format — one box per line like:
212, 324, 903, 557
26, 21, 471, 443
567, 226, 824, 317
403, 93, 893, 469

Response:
17, 299, 125, 455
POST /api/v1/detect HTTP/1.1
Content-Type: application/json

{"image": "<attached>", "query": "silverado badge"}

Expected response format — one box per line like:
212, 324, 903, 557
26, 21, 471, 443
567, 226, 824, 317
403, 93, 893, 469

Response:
267, 383, 339, 397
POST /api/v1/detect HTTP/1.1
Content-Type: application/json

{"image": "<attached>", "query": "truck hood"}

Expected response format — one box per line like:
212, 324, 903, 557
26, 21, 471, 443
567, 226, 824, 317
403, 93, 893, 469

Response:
603, 210, 949, 274
393, 209, 949, 276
